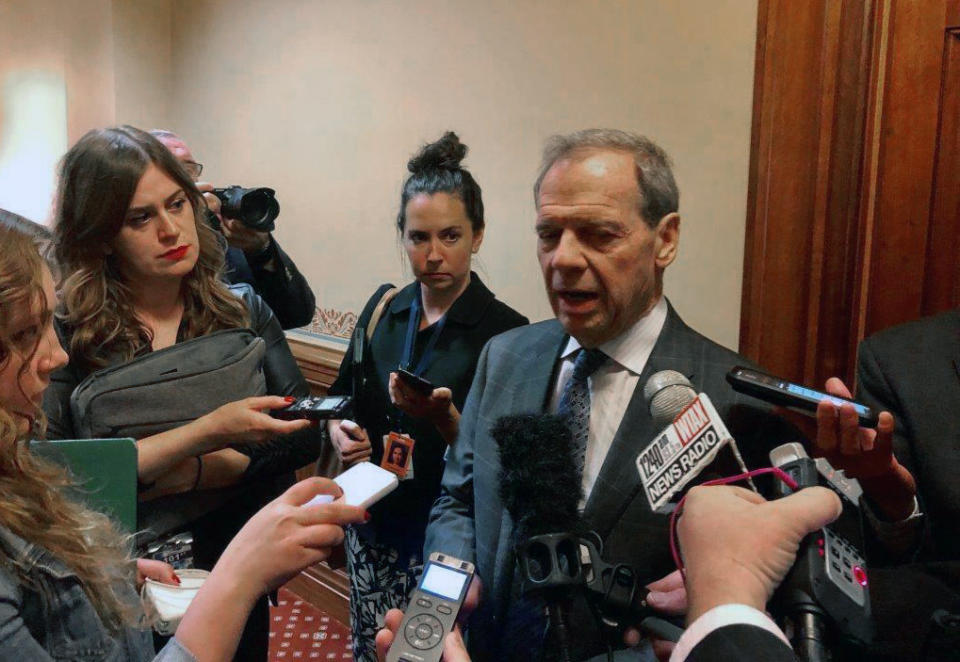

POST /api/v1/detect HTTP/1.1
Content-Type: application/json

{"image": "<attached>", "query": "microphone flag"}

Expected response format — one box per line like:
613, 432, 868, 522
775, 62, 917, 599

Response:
635, 393, 751, 513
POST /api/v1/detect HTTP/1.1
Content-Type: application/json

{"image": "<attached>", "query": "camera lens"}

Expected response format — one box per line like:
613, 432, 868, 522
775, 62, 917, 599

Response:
239, 189, 279, 231
212, 186, 280, 232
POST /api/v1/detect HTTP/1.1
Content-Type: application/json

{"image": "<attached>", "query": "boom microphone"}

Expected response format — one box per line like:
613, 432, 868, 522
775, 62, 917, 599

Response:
495, 414, 584, 661
495, 413, 584, 541
494, 414, 683, 659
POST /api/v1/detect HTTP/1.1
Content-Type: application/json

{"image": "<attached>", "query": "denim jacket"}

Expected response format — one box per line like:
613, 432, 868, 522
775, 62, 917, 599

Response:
0, 525, 196, 661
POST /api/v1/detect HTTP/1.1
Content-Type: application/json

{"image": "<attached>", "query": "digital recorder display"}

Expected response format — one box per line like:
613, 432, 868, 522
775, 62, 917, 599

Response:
785, 384, 871, 416
419, 563, 469, 600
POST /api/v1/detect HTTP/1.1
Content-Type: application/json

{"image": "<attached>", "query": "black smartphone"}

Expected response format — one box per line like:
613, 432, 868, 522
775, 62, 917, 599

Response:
272, 395, 352, 420
352, 325, 365, 423
726, 366, 879, 428
396, 367, 435, 396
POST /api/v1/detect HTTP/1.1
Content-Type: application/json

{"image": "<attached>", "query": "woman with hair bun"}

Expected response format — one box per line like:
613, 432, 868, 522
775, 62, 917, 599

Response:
326, 132, 527, 659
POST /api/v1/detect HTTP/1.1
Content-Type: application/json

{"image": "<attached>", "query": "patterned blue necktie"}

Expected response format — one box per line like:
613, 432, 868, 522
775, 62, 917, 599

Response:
557, 347, 608, 479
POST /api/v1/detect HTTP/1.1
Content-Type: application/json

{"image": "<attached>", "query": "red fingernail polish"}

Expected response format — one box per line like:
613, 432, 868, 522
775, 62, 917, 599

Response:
364, 511, 372, 522
172, 573, 181, 585
284, 396, 295, 403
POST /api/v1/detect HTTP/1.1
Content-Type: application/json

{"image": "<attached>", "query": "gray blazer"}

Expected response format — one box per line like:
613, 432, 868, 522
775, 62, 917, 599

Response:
424, 302, 796, 660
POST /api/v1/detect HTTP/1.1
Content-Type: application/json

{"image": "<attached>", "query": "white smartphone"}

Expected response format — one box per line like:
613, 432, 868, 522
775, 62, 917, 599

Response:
302, 461, 399, 509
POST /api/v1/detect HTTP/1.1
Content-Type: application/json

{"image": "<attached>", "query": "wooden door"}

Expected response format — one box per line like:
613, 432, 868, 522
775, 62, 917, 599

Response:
742, 0, 960, 387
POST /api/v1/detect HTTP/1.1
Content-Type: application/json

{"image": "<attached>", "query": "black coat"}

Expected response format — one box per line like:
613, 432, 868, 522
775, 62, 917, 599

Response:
856, 308, 960, 561
685, 624, 796, 661
224, 237, 316, 330
853, 309, 960, 661
329, 273, 527, 555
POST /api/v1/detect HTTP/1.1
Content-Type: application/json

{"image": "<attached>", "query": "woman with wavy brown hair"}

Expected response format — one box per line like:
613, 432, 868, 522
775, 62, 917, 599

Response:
0, 223, 364, 660
43, 126, 323, 659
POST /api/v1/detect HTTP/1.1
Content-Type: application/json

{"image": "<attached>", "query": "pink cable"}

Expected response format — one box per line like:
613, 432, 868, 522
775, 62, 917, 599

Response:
668, 467, 800, 581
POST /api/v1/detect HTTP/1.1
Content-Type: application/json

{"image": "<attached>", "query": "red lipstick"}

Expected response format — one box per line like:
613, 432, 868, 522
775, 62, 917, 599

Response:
160, 245, 188, 261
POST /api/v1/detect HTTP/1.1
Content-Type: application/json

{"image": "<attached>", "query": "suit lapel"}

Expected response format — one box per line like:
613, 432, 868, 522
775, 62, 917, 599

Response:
582, 305, 700, 537
511, 321, 568, 413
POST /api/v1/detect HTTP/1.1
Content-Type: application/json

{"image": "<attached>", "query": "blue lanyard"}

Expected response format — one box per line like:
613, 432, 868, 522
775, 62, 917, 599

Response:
401, 291, 447, 376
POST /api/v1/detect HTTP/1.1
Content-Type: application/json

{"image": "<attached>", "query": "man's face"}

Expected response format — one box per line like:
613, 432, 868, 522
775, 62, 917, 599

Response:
536, 148, 679, 347
156, 135, 202, 180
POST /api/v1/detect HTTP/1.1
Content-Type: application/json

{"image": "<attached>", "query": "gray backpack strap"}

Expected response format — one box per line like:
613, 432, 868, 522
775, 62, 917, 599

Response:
365, 287, 400, 343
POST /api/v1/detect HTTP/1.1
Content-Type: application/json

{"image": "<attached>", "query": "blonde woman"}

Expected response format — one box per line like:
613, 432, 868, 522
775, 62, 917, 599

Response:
0, 223, 364, 660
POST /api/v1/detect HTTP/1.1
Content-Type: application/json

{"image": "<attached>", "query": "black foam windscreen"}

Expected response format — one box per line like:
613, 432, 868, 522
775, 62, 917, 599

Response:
493, 413, 584, 540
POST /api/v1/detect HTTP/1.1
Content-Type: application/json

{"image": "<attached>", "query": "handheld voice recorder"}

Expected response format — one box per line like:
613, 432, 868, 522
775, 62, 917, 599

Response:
726, 366, 879, 428
272, 394, 351, 421
387, 552, 475, 662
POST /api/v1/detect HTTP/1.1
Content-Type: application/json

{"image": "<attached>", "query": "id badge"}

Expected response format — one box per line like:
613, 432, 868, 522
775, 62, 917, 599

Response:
382, 432, 415, 480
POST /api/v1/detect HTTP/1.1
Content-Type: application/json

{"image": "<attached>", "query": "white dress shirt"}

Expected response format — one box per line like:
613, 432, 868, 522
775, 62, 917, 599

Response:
549, 297, 668, 502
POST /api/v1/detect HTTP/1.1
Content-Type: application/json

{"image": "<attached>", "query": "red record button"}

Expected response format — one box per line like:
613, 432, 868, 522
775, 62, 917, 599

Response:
853, 566, 868, 587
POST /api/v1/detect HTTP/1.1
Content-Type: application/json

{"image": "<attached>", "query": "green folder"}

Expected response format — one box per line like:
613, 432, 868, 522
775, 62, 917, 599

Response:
30, 438, 138, 532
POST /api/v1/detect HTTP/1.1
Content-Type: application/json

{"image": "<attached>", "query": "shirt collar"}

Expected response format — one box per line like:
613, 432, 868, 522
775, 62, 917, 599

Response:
389, 271, 495, 326
561, 296, 669, 374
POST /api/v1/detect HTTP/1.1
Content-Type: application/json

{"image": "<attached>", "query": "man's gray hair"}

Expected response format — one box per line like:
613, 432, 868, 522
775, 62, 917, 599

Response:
533, 129, 679, 227
149, 129, 181, 141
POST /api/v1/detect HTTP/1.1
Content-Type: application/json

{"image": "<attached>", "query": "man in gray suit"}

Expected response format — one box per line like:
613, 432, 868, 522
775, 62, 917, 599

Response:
423, 129, 795, 661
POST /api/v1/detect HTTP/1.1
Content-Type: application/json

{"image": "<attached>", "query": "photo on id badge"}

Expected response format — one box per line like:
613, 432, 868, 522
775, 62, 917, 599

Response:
382, 431, 414, 480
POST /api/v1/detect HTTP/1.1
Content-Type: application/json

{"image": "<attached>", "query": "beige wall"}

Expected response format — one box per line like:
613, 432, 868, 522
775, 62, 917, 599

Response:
3, 0, 758, 349
112, 0, 173, 130
168, 0, 759, 349
0, 0, 173, 223
0, 0, 115, 222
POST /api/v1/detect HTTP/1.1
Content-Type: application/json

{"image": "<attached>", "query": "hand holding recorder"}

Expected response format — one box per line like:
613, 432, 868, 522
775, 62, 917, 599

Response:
376, 610, 471, 662
375, 561, 481, 662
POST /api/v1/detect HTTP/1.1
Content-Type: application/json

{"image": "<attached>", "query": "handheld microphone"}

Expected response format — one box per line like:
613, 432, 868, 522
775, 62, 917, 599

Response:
636, 372, 754, 513
769, 443, 874, 660
643, 370, 697, 429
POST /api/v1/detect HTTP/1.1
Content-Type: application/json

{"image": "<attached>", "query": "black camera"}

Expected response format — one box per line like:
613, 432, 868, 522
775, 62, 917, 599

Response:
212, 186, 279, 232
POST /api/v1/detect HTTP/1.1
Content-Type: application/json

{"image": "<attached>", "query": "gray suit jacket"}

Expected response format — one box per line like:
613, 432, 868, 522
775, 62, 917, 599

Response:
424, 303, 797, 661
